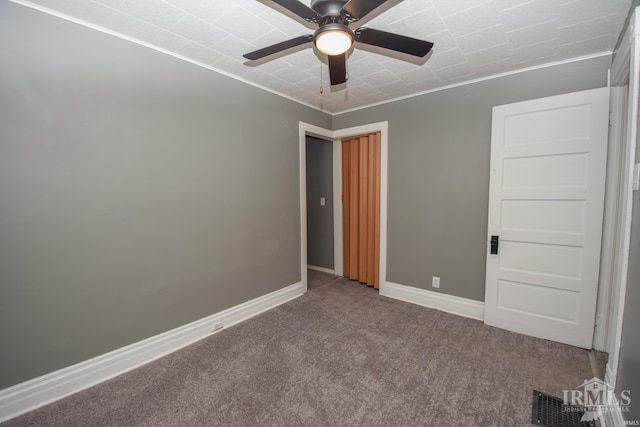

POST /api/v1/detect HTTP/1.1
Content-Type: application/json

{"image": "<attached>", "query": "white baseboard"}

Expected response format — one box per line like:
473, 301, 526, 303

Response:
603, 402, 625, 427
0, 281, 304, 422
603, 389, 625, 427
602, 363, 625, 427
382, 281, 485, 321
307, 265, 336, 275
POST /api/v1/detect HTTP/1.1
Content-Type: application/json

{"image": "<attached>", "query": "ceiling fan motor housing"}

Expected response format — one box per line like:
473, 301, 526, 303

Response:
314, 23, 354, 41
310, 0, 349, 17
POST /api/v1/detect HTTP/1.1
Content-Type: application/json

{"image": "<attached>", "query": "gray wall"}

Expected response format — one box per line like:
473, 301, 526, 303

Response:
0, 2, 330, 389
306, 137, 334, 269
333, 56, 610, 301
616, 133, 640, 422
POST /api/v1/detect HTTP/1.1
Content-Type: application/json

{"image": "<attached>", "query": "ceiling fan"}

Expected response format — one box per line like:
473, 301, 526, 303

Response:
243, 0, 434, 86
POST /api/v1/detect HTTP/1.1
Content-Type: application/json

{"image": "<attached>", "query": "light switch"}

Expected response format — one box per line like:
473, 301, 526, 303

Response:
320, 197, 326, 206
633, 163, 640, 191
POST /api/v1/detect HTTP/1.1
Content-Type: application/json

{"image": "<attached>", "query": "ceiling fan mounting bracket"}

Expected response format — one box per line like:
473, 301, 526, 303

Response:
318, 14, 349, 27
311, 0, 349, 17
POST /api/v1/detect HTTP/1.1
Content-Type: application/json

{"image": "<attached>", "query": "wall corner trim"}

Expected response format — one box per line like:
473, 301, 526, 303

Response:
0, 281, 304, 422
382, 281, 485, 321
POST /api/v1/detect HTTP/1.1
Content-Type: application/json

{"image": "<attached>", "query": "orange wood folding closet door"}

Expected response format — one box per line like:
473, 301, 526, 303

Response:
342, 132, 381, 288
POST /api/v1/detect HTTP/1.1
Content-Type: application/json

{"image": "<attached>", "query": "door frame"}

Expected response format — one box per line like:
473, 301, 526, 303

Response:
592, 85, 627, 352
601, 6, 639, 390
299, 121, 389, 293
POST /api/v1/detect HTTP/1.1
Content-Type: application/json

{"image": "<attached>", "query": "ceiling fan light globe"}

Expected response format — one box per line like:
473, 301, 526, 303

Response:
315, 30, 353, 56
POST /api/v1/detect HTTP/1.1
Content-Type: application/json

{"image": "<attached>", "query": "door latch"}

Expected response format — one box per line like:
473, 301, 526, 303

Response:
490, 235, 499, 255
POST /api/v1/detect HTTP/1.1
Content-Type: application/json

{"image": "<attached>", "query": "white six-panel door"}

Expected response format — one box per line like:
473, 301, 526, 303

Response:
484, 88, 609, 349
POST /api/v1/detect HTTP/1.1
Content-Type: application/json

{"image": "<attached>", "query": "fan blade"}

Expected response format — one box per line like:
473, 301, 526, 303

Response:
355, 27, 433, 57
328, 53, 347, 86
268, 0, 320, 23
342, 0, 389, 20
243, 35, 313, 60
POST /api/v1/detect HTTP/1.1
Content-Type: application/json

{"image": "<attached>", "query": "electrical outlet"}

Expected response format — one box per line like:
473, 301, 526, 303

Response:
432, 276, 440, 288
633, 163, 640, 191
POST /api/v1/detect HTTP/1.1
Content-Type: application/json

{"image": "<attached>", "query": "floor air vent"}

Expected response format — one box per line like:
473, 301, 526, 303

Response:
531, 390, 596, 427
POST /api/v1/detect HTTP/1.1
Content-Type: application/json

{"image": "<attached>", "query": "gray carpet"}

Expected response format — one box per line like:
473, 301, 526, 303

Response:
3, 272, 592, 426
307, 269, 340, 290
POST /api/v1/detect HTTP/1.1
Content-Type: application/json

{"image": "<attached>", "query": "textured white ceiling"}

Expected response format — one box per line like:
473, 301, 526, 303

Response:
16, 0, 633, 114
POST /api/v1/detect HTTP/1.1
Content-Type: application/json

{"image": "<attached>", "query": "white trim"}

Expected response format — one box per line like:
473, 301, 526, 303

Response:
11, 0, 614, 116
332, 139, 344, 276
594, 86, 627, 351
0, 281, 304, 423
299, 121, 389, 291
605, 6, 639, 390
299, 128, 309, 292
603, 387, 626, 427
307, 264, 335, 275
605, 363, 617, 398
603, 363, 626, 427
383, 282, 485, 321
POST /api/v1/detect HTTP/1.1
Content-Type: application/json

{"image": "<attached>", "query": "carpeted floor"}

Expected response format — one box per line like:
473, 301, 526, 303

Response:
307, 269, 340, 290
3, 271, 592, 426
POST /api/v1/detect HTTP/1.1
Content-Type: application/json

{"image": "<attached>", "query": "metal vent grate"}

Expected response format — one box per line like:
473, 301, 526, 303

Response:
531, 390, 595, 427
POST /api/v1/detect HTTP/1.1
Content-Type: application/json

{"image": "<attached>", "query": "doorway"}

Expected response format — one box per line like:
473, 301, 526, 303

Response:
298, 121, 389, 294
342, 132, 382, 288
305, 135, 335, 274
